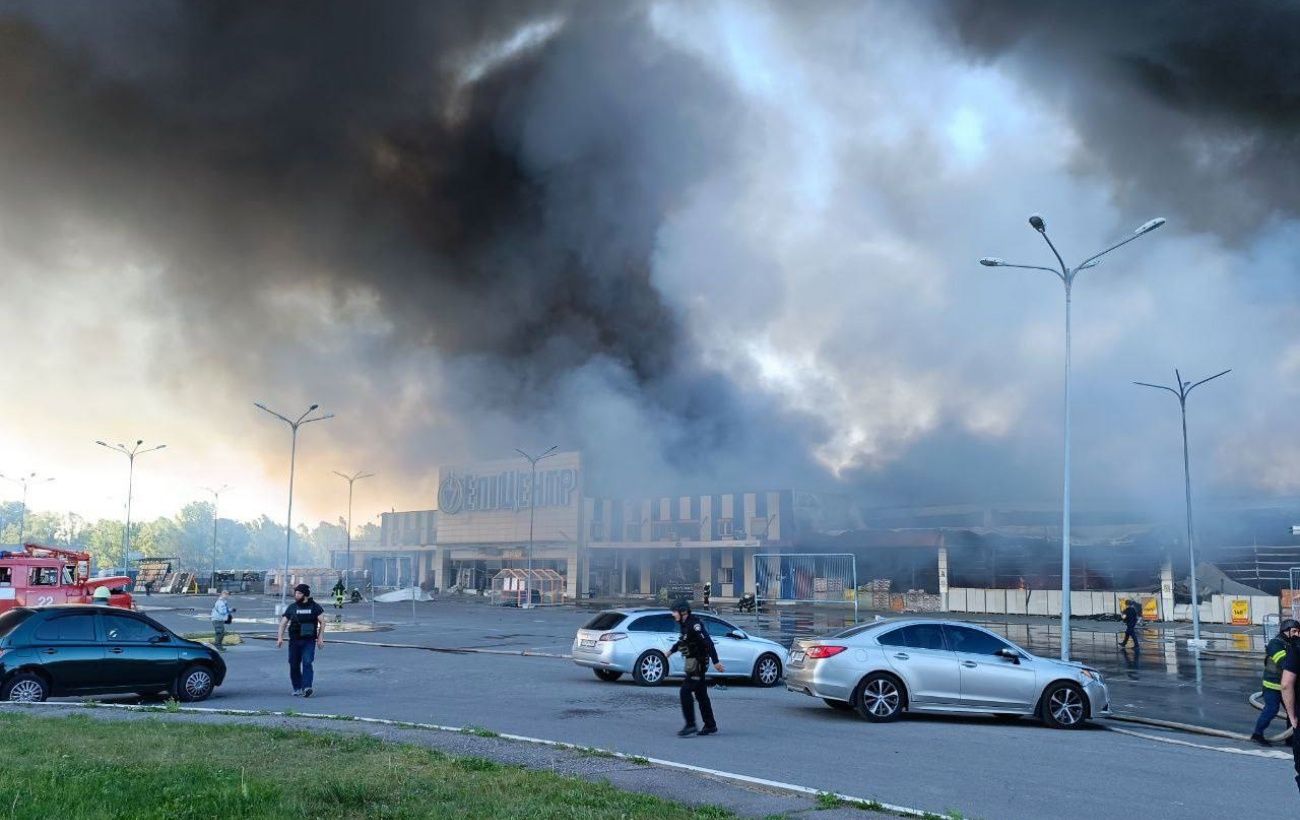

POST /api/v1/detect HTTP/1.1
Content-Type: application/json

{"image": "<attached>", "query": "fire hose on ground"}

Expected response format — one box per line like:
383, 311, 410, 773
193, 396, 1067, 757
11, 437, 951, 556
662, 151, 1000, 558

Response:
1248, 690, 1294, 743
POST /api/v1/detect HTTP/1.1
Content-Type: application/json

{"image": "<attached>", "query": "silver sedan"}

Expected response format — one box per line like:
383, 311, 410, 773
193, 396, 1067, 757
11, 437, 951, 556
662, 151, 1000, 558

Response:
571, 608, 787, 687
785, 618, 1109, 729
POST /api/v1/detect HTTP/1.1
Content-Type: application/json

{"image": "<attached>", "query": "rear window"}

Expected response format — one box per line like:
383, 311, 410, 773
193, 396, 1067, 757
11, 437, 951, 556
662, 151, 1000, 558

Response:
582, 612, 626, 631
825, 622, 889, 640
0, 609, 35, 638
628, 614, 677, 633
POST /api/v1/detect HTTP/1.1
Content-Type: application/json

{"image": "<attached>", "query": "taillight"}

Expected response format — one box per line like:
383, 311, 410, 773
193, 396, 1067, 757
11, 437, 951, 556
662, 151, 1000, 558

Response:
805, 645, 847, 659
598, 632, 627, 642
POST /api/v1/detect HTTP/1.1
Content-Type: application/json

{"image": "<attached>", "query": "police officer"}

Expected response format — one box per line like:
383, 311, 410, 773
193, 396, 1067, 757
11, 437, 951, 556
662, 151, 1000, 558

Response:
1252, 618, 1300, 745
667, 599, 724, 737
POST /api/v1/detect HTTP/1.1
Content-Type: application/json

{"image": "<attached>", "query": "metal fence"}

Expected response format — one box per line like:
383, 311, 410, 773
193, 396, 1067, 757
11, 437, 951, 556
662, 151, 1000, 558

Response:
754, 553, 858, 621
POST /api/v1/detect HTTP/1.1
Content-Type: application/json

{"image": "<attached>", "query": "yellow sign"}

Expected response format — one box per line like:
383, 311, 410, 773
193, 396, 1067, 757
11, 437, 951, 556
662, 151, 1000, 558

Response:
1142, 598, 1159, 621
1232, 633, 1252, 651
1231, 599, 1251, 626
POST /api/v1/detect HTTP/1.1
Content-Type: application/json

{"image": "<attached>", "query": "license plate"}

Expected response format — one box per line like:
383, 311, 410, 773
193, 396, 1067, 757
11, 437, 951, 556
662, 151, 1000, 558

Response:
579, 639, 597, 648
790, 650, 805, 663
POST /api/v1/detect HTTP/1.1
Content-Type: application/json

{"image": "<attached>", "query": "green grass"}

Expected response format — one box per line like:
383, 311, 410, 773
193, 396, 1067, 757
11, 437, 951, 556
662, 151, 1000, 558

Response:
0, 712, 740, 819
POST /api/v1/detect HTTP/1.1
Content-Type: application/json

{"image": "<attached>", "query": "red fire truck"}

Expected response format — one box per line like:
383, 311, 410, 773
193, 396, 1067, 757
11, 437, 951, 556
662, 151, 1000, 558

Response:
0, 544, 134, 613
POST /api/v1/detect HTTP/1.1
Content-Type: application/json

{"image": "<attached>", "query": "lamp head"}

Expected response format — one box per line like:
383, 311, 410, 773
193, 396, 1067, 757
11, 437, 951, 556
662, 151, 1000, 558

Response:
979, 257, 1005, 267
1136, 217, 1166, 235
1028, 214, 1046, 232
309, 404, 319, 411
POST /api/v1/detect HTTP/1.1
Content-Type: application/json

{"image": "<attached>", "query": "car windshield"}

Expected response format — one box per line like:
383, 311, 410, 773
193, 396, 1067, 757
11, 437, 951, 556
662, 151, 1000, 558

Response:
0, 609, 34, 638
582, 612, 625, 631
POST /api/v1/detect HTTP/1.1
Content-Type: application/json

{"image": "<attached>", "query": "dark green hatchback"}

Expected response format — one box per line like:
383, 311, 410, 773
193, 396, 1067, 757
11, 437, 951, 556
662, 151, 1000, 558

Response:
0, 606, 226, 703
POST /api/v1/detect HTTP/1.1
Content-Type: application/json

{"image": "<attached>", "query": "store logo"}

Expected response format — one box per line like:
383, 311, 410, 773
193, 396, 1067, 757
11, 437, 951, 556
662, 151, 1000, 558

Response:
438, 474, 466, 515
438, 467, 579, 516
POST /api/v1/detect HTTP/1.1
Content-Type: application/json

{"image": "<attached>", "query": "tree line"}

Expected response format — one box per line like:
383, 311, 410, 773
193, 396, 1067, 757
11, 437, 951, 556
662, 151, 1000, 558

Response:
0, 501, 379, 573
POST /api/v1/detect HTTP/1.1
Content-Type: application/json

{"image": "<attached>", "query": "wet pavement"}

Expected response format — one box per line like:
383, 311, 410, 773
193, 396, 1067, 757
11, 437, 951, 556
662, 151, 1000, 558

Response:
737, 606, 1269, 735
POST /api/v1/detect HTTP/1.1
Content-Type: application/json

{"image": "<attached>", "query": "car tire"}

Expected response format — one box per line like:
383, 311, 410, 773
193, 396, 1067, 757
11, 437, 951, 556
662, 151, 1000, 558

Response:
1040, 681, 1087, 729
2, 671, 49, 703
175, 664, 215, 703
632, 651, 668, 686
855, 673, 905, 723
593, 669, 623, 682
751, 653, 782, 687
823, 698, 854, 711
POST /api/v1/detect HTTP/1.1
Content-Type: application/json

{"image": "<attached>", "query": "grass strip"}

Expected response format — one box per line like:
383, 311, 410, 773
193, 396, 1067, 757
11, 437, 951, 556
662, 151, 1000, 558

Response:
0, 711, 735, 819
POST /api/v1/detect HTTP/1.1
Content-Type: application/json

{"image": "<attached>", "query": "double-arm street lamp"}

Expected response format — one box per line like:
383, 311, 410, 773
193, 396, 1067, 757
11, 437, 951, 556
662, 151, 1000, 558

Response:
0, 472, 54, 545
1134, 368, 1230, 648
202, 484, 231, 590
515, 446, 558, 609
332, 470, 374, 580
981, 214, 1165, 660
255, 403, 334, 610
96, 440, 167, 562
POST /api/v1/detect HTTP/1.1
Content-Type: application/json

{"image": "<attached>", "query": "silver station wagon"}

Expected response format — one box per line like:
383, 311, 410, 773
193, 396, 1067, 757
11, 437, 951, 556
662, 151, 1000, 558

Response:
786, 618, 1109, 729
572, 608, 788, 687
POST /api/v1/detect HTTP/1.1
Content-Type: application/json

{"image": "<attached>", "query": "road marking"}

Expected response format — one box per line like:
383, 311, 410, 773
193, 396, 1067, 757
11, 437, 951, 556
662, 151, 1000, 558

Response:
0, 701, 933, 816
1107, 725, 1290, 760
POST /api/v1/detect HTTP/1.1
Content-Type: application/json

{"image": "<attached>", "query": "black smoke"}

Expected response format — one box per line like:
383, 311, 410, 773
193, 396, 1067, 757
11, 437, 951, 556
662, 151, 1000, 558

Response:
932, 0, 1300, 240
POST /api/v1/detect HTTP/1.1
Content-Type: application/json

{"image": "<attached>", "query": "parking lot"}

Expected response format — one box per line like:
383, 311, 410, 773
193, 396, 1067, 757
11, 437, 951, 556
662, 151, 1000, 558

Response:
85, 593, 1290, 818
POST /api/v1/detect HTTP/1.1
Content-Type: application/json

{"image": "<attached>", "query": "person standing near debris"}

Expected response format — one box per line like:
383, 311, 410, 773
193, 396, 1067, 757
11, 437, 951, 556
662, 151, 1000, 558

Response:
1118, 599, 1141, 648
277, 584, 326, 697
210, 590, 234, 652
332, 576, 346, 610
1253, 619, 1300, 745
667, 599, 724, 737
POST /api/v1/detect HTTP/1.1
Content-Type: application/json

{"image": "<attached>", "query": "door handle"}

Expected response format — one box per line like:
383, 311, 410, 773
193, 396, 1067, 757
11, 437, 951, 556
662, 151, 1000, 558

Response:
893, 652, 909, 660
961, 660, 978, 668
42, 648, 57, 655
108, 647, 124, 654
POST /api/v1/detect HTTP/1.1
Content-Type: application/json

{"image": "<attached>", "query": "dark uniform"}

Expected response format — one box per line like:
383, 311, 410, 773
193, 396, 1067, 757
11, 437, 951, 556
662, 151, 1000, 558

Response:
668, 603, 719, 737
1281, 648, 1300, 792
1118, 600, 1140, 647
1253, 621, 1294, 743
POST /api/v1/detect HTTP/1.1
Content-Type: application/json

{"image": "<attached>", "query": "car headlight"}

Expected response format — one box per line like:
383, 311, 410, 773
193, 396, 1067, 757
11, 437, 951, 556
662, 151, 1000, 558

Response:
1080, 668, 1103, 683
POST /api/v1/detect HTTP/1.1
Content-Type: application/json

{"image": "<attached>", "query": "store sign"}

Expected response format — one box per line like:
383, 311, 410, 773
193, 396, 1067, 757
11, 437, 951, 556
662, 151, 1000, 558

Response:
1230, 598, 1251, 626
438, 466, 579, 516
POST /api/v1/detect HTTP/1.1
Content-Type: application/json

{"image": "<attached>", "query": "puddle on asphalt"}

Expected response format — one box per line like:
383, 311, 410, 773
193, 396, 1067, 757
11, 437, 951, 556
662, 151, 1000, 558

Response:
739, 608, 1262, 689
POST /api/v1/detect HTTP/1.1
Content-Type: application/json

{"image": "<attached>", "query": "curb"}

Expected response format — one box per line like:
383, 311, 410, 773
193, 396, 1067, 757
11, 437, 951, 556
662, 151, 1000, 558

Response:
1107, 713, 1291, 745
0, 700, 933, 818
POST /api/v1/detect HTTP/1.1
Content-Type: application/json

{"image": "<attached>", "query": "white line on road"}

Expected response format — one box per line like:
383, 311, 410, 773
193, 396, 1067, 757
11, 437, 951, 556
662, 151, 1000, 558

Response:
1107, 725, 1290, 760
0, 700, 932, 817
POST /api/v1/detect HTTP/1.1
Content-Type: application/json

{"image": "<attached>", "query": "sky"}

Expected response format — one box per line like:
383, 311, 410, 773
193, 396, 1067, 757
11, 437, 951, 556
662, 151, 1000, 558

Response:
1, 1, 1298, 528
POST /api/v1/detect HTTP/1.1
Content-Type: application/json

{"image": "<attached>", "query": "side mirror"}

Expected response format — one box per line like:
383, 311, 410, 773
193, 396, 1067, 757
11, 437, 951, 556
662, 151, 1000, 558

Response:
726, 630, 746, 640
996, 647, 1020, 663
149, 634, 170, 644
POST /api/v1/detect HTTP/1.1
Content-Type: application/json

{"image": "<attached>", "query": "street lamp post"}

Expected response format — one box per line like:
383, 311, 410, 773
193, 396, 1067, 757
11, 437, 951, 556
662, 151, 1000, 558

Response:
95, 440, 167, 565
202, 484, 231, 592
1134, 368, 1230, 648
981, 214, 1165, 660
256, 403, 334, 611
332, 470, 374, 585
0, 472, 53, 545
515, 446, 558, 609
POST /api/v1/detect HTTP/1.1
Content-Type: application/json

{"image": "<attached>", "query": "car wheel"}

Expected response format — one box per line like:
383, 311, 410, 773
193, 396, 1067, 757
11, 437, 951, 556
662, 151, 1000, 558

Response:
175, 665, 215, 703
632, 651, 668, 686
593, 669, 624, 682
2, 672, 49, 703
855, 673, 905, 723
1040, 681, 1087, 729
823, 698, 854, 711
751, 653, 782, 687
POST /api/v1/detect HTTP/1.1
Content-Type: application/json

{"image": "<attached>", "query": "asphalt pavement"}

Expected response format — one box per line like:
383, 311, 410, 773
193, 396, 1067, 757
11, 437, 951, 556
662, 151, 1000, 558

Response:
111, 593, 1300, 818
